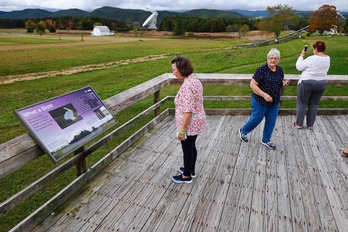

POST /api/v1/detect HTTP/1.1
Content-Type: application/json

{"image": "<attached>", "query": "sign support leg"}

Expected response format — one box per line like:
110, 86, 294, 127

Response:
74, 146, 87, 177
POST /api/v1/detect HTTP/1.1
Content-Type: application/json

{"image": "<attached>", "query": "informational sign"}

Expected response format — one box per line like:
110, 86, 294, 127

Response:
15, 86, 117, 163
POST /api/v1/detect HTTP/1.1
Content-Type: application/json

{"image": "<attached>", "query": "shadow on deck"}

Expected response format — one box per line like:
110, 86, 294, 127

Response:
35, 114, 348, 231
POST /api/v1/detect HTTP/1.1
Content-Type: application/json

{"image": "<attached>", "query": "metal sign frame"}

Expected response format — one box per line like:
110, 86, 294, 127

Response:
15, 86, 117, 163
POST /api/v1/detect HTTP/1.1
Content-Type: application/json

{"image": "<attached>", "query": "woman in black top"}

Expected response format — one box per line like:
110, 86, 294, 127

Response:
239, 48, 289, 149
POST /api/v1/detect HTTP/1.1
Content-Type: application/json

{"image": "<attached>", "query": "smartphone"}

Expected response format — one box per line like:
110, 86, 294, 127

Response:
304, 45, 308, 52
176, 132, 187, 140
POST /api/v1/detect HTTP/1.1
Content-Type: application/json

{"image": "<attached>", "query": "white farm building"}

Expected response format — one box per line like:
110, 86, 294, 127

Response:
91, 26, 114, 36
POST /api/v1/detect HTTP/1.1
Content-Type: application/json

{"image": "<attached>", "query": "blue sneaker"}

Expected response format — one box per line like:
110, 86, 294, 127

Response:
261, 141, 276, 150
179, 167, 196, 178
172, 174, 192, 184
239, 129, 248, 142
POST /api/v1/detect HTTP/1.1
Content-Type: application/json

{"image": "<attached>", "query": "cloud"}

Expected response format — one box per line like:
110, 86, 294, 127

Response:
1, 0, 347, 12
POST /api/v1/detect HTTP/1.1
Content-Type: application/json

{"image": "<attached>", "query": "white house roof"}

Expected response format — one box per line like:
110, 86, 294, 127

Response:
94, 26, 110, 32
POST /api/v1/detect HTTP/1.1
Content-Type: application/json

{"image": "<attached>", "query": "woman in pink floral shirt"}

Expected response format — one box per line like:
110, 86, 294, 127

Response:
171, 56, 206, 184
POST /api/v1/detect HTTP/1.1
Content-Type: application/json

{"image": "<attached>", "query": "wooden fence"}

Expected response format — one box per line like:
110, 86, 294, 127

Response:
236, 26, 309, 48
1, 73, 347, 231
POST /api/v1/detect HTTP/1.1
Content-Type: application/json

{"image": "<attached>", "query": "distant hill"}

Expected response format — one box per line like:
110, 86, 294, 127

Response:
88, 6, 150, 23
231, 9, 324, 19
0, 7, 246, 24
181, 9, 244, 18
230, 9, 269, 17
0, 9, 52, 19
51, 8, 88, 17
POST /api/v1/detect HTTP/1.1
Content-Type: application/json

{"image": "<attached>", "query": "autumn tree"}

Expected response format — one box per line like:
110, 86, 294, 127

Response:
257, 4, 299, 39
38, 20, 47, 30
25, 20, 36, 33
45, 19, 56, 32
308, 4, 338, 35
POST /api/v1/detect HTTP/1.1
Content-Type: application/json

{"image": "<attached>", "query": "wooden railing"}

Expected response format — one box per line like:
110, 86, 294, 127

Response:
1, 73, 347, 231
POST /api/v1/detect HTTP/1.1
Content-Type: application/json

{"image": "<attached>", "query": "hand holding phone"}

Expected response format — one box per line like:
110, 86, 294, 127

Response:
304, 45, 308, 53
283, 79, 290, 86
176, 132, 187, 140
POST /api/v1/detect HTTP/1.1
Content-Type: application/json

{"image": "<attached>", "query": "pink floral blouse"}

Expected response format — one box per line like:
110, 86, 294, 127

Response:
174, 74, 206, 136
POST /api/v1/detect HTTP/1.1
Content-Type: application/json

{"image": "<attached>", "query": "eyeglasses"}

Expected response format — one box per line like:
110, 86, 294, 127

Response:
268, 57, 279, 60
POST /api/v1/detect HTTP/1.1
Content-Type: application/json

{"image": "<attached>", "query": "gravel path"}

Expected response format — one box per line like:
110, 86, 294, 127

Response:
0, 48, 224, 85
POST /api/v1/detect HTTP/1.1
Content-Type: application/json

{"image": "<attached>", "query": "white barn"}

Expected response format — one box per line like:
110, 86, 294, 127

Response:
91, 26, 114, 36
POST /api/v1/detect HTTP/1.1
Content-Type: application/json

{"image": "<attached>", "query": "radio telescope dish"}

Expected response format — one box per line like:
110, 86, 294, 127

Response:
142, 11, 158, 30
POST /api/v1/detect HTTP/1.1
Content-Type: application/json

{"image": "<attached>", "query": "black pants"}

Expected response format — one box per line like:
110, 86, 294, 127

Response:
181, 135, 198, 176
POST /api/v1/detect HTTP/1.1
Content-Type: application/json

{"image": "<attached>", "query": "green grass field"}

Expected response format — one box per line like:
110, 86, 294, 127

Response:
0, 36, 73, 45
0, 36, 233, 76
0, 32, 347, 231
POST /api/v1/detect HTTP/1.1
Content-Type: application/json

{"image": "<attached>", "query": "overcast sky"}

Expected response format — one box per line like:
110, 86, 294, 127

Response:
0, 0, 347, 12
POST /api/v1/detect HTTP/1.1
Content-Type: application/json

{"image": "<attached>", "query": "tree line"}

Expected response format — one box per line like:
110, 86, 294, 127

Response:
158, 17, 259, 33
0, 16, 130, 32
0, 18, 25, 28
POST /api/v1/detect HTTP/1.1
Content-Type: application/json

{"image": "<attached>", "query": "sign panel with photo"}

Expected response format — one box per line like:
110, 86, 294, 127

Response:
15, 86, 118, 163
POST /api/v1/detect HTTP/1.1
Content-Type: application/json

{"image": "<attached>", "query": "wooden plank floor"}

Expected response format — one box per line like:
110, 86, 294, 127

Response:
35, 114, 348, 232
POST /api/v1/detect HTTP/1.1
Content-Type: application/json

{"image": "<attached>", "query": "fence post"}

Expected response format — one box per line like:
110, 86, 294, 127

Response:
154, 91, 160, 117
74, 146, 87, 177
279, 86, 285, 108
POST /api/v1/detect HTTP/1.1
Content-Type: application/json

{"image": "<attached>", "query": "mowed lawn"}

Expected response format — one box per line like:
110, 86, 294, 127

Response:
0, 33, 347, 231
0, 33, 233, 76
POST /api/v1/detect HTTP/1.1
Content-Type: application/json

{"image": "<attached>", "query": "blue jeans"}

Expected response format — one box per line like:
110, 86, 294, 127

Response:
241, 97, 279, 143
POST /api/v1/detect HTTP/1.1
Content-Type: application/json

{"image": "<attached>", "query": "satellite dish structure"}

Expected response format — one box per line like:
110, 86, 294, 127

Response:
142, 11, 158, 30
337, 12, 346, 20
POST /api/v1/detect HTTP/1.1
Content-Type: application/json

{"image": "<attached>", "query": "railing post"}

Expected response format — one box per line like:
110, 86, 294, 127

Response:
279, 86, 285, 108
74, 146, 86, 177
154, 90, 160, 117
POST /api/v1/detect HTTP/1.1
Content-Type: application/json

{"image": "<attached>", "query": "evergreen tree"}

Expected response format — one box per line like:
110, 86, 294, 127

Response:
173, 18, 185, 36
343, 18, 348, 35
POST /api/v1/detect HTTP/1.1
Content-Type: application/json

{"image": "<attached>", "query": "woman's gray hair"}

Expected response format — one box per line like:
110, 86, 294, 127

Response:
267, 48, 280, 59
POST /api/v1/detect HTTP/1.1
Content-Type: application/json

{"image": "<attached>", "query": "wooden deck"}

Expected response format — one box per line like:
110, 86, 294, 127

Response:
34, 115, 348, 231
